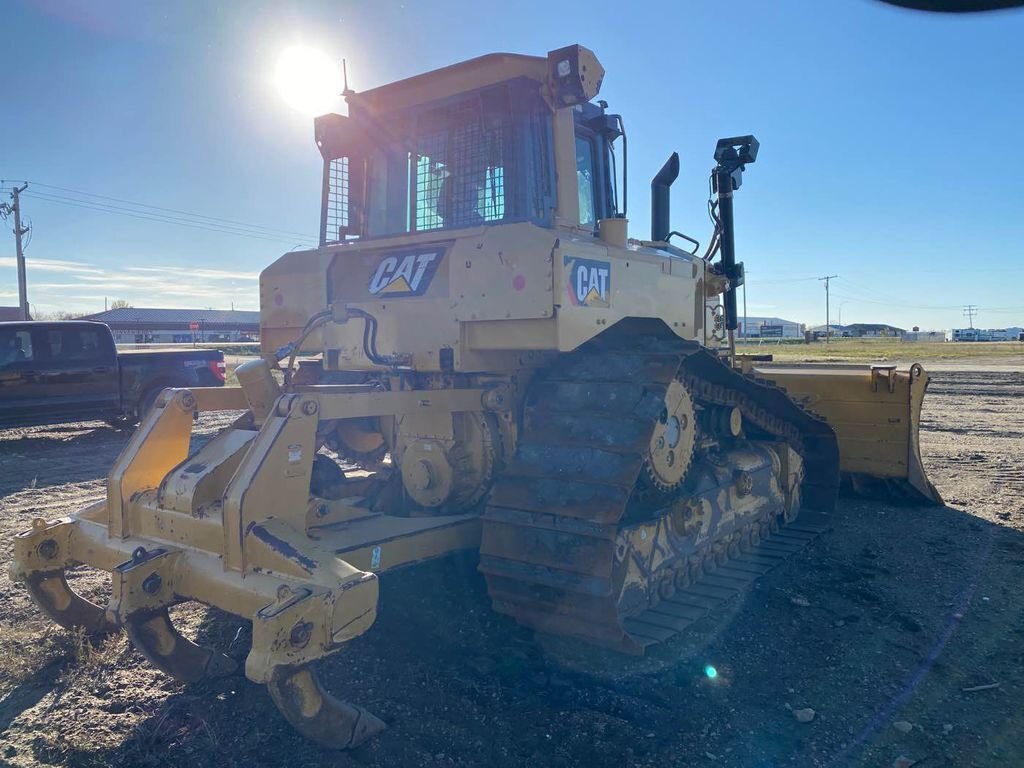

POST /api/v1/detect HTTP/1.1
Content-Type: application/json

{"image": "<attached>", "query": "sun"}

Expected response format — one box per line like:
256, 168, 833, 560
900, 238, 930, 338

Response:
273, 45, 341, 117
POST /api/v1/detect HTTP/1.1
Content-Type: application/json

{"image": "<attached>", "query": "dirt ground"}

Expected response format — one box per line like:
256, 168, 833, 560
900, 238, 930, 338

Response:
1, 365, 1022, 768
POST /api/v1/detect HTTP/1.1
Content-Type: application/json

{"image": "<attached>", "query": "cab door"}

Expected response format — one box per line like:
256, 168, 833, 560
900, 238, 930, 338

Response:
34, 324, 120, 420
0, 325, 44, 425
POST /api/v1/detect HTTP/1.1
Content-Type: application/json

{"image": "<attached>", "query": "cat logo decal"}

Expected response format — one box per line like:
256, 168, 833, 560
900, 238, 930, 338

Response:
367, 249, 444, 297
565, 255, 611, 308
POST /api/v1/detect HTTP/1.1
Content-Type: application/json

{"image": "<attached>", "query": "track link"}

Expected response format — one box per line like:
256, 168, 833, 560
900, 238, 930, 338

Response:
621, 513, 830, 647
479, 331, 838, 653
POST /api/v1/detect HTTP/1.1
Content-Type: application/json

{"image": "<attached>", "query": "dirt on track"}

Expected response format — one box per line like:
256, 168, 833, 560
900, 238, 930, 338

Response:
1, 369, 1022, 768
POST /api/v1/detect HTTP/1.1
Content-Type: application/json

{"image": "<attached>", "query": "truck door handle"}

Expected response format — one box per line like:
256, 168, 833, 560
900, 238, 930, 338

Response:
92, 366, 110, 373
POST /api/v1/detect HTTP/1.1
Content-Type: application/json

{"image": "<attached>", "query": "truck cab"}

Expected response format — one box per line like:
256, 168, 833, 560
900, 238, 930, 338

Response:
0, 321, 120, 425
0, 321, 226, 428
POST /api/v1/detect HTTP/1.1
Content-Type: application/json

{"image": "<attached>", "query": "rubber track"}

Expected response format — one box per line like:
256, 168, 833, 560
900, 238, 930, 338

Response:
478, 332, 839, 653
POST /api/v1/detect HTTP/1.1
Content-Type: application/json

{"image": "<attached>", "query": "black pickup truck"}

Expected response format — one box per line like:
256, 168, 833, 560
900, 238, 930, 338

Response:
0, 321, 226, 428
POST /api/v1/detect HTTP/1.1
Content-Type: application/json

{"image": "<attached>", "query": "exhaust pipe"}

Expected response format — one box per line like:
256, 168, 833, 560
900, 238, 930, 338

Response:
651, 152, 680, 242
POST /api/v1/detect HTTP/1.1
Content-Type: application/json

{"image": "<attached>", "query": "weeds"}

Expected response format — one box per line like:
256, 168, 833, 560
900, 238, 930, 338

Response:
737, 338, 1024, 363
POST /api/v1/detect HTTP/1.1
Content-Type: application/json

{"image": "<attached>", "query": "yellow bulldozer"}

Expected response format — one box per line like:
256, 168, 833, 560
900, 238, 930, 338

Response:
10, 45, 940, 749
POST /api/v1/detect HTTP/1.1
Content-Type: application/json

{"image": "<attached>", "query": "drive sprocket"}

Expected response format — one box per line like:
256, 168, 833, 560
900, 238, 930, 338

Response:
640, 378, 696, 495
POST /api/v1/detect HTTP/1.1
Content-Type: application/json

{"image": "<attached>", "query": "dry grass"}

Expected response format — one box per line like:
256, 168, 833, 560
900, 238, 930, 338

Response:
736, 338, 1024, 363
0, 619, 77, 692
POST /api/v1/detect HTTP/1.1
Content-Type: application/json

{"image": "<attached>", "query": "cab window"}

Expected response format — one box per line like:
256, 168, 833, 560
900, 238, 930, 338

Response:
0, 329, 33, 368
42, 328, 106, 363
575, 135, 596, 227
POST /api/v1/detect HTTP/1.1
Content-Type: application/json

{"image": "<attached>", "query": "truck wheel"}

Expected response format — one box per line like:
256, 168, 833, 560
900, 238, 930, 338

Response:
138, 387, 164, 420
106, 387, 167, 430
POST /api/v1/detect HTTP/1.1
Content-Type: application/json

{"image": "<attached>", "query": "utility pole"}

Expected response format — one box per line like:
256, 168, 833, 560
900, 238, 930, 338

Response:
1, 183, 31, 320
11, 185, 29, 320
963, 305, 978, 330
819, 274, 838, 344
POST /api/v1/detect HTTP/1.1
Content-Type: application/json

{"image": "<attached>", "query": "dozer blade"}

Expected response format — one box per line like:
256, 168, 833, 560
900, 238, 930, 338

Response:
749, 362, 942, 505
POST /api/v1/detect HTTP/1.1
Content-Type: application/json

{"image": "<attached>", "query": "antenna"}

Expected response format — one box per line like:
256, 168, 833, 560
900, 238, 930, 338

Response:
342, 58, 353, 100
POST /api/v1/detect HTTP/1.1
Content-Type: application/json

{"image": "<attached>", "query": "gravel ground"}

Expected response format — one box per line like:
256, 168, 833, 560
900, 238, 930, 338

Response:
0, 367, 1022, 768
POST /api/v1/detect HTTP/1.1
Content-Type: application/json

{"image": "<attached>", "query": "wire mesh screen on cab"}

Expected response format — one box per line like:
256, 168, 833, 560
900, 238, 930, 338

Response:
326, 157, 349, 242
323, 83, 539, 244
413, 97, 507, 231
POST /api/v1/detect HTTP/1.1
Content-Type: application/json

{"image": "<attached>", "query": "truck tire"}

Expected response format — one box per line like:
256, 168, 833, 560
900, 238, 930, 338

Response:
104, 415, 134, 430
106, 386, 166, 430
138, 386, 165, 420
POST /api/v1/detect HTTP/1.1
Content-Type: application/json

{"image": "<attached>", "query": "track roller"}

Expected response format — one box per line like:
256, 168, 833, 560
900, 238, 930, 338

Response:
124, 607, 238, 682
266, 663, 386, 749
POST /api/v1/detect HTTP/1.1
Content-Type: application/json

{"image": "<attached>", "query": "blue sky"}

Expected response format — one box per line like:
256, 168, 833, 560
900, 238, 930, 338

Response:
1, 0, 1022, 330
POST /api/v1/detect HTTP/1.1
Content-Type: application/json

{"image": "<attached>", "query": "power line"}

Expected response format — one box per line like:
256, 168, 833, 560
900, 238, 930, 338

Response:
22, 191, 316, 247
23, 190, 316, 246
23, 180, 314, 241
836, 276, 961, 308
829, 292, 963, 311
5, 178, 318, 246
746, 276, 821, 285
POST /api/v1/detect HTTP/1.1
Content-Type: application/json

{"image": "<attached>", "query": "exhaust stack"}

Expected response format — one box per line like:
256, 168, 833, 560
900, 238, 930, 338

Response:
651, 152, 680, 242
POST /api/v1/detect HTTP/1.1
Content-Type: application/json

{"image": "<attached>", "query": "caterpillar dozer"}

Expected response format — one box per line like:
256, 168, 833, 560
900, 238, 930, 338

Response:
10, 45, 940, 749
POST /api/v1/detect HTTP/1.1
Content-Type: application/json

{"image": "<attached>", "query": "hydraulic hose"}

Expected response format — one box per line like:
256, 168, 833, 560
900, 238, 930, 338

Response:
345, 307, 410, 367
279, 306, 411, 390
281, 310, 332, 389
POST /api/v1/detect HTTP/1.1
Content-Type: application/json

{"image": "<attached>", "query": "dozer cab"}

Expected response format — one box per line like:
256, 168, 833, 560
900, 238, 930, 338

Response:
10, 45, 940, 749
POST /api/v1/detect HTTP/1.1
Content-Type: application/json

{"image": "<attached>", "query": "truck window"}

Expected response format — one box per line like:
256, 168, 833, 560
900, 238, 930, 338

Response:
42, 328, 106, 363
0, 329, 33, 368
78, 329, 102, 358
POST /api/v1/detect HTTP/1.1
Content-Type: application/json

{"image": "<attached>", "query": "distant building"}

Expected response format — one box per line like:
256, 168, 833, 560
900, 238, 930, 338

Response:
903, 331, 946, 343
952, 327, 1023, 342
843, 323, 905, 338
808, 324, 847, 339
81, 307, 260, 344
738, 316, 804, 339
806, 323, 906, 339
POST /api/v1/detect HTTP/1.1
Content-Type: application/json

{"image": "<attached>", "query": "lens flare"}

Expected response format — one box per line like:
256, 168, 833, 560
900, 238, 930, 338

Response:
704, 665, 718, 679
273, 45, 341, 117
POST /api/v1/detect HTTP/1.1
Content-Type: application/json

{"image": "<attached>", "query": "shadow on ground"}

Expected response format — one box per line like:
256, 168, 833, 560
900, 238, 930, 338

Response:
4, 500, 1023, 768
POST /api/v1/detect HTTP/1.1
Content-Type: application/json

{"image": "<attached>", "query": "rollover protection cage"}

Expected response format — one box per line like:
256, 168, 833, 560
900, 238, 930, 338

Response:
315, 79, 556, 245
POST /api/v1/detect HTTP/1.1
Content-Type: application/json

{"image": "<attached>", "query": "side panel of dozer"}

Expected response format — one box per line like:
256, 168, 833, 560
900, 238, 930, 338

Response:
749, 362, 942, 505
